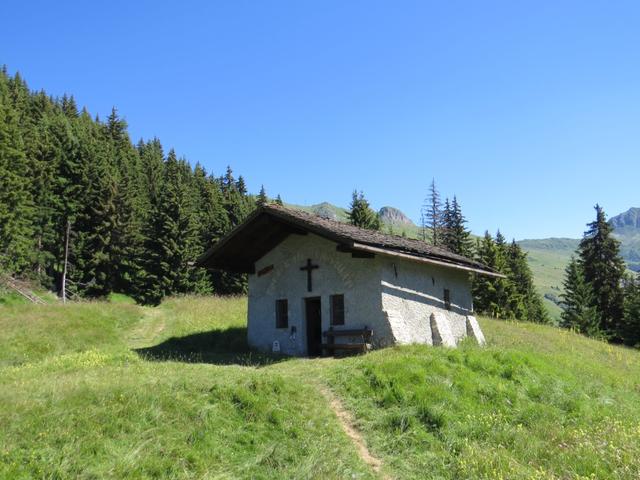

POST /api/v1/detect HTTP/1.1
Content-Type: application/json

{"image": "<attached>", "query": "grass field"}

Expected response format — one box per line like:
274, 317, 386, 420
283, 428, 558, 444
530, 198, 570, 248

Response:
2, 295, 640, 479
517, 238, 580, 320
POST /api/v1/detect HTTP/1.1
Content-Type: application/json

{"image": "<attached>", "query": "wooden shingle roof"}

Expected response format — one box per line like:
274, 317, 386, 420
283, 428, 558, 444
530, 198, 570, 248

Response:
196, 204, 503, 277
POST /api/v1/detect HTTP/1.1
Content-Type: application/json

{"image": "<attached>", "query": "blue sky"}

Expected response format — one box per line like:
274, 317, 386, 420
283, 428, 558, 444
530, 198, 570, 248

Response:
2, 1, 639, 239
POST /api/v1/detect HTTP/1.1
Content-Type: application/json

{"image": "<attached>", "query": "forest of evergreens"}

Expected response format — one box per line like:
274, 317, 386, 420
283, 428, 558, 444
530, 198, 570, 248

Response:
0, 67, 255, 305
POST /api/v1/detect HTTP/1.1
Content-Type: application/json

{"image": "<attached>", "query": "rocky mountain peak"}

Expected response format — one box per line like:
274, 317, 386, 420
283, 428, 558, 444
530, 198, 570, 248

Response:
378, 206, 414, 226
609, 207, 640, 231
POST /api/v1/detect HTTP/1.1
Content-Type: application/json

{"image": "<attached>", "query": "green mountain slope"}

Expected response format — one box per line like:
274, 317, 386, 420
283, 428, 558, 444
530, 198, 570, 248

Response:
518, 208, 640, 319
2, 296, 640, 479
516, 238, 580, 319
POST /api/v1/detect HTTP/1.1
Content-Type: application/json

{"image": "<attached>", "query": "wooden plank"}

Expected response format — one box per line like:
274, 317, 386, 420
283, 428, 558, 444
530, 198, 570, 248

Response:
349, 242, 507, 278
321, 343, 369, 350
323, 328, 373, 337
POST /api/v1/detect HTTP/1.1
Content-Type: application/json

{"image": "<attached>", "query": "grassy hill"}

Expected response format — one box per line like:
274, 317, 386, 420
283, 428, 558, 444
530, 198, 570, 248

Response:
517, 238, 580, 320
2, 296, 640, 479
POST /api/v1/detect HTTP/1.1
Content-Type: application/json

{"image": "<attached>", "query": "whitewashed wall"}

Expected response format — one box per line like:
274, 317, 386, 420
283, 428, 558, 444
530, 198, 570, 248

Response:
247, 233, 477, 355
379, 257, 474, 345
247, 233, 390, 355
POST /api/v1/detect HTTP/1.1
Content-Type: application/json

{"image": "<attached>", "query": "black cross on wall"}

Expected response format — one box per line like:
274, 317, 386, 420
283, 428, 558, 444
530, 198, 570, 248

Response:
300, 258, 319, 292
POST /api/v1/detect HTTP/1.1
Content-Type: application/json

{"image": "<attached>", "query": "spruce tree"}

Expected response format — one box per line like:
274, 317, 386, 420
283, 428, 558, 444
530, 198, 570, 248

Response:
621, 274, 640, 346
441, 195, 473, 257
578, 205, 626, 338
257, 185, 268, 205
156, 150, 199, 295
348, 190, 380, 230
505, 240, 548, 323
423, 179, 443, 245
0, 81, 34, 273
0, 68, 253, 304
275, 194, 283, 206
472, 232, 509, 318
441, 198, 454, 250
560, 257, 600, 335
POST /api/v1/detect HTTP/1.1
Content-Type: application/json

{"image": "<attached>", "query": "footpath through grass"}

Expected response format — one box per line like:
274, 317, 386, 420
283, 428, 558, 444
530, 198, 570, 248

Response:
0, 296, 373, 479
1, 295, 640, 479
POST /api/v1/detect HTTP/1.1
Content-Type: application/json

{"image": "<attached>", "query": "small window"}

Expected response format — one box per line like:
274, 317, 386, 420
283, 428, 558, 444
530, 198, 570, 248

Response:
276, 299, 288, 328
444, 289, 451, 311
330, 294, 345, 325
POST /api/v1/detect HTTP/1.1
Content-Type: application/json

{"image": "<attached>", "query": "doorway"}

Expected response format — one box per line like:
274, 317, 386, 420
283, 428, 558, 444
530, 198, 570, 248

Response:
305, 297, 322, 356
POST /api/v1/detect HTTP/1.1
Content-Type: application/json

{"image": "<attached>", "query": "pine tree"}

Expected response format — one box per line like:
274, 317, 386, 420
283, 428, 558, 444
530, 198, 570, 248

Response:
0, 80, 34, 273
135, 139, 167, 304
472, 232, 510, 318
257, 185, 268, 205
348, 190, 380, 230
560, 257, 600, 336
156, 150, 200, 295
105, 108, 146, 296
505, 240, 548, 323
275, 194, 283, 206
621, 274, 640, 346
73, 113, 118, 297
422, 179, 442, 245
236, 175, 248, 195
441, 198, 454, 250
578, 205, 626, 338
441, 195, 473, 257
0, 69, 255, 304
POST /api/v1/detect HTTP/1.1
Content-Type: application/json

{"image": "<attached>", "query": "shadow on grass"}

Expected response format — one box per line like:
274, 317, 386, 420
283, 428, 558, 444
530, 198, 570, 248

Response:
134, 327, 289, 366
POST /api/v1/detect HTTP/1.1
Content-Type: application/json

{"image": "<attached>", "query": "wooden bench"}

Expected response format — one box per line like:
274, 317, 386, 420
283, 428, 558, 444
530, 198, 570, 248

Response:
322, 326, 373, 356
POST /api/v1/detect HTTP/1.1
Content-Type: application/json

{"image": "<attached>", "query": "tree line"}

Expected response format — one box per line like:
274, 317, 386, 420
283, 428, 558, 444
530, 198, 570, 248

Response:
0, 68, 259, 304
348, 185, 548, 323
561, 205, 640, 346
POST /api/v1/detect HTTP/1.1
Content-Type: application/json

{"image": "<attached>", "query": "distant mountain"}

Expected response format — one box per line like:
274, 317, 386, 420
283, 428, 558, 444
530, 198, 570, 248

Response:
286, 202, 349, 222
378, 206, 414, 227
287, 201, 421, 236
610, 208, 640, 272
610, 207, 640, 232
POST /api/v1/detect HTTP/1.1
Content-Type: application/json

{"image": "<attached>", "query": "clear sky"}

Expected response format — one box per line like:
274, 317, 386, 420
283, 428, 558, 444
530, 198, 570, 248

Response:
2, 1, 639, 240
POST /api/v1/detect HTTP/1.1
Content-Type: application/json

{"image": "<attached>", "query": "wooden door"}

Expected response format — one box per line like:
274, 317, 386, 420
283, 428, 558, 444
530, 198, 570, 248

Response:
305, 297, 322, 356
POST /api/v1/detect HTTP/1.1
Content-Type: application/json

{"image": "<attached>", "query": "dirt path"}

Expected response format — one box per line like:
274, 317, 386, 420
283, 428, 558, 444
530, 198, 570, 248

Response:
127, 308, 166, 348
316, 384, 392, 480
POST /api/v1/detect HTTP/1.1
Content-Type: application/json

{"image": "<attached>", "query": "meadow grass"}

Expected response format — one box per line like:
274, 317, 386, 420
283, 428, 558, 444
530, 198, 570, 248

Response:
1, 295, 640, 479
322, 319, 640, 479
0, 296, 372, 479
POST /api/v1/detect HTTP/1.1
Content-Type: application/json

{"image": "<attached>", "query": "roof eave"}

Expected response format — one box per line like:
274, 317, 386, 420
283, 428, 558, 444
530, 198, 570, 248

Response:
349, 242, 506, 278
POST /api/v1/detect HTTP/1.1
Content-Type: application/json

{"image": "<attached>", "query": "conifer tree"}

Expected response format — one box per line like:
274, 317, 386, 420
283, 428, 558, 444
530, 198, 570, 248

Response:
472, 232, 509, 318
257, 185, 268, 205
621, 274, 640, 346
578, 205, 626, 338
275, 194, 283, 206
441, 198, 453, 249
422, 179, 442, 245
135, 139, 167, 304
156, 150, 199, 295
348, 190, 380, 230
0, 68, 257, 303
0, 81, 34, 273
441, 195, 473, 257
560, 257, 600, 335
505, 240, 548, 323
73, 115, 118, 297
